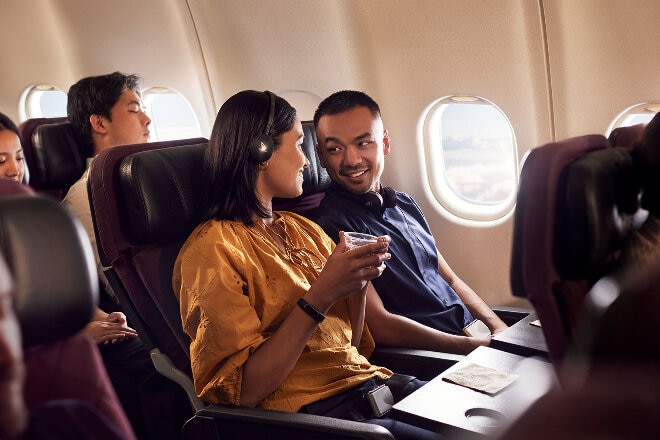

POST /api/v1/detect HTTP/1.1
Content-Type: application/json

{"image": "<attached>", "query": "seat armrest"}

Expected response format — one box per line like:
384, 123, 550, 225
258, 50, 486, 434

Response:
184, 405, 395, 440
150, 348, 206, 412
153, 348, 395, 440
492, 306, 532, 326
369, 347, 463, 380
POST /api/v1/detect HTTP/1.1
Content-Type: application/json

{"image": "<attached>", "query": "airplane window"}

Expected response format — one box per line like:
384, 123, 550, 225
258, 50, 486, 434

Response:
606, 102, 660, 136
18, 84, 67, 121
143, 87, 202, 141
419, 95, 518, 224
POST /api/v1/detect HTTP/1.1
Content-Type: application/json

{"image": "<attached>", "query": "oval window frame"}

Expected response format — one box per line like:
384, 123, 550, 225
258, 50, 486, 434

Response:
418, 95, 519, 226
142, 86, 202, 142
18, 84, 68, 121
606, 101, 660, 136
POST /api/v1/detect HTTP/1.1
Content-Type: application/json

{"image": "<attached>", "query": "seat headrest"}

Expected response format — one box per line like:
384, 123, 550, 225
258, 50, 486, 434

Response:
300, 121, 331, 194
608, 123, 646, 149
29, 121, 87, 190
119, 143, 207, 245
272, 121, 330, 213
0, 195, 97, 348
555, 147, 639, 280
116, 122, 328, 244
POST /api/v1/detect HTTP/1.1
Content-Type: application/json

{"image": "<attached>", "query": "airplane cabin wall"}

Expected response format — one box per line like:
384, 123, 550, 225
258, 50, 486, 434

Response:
545, 0, 660, 139
3, 0, 660, 308
346, 0, 550, 307
1, 0, 216, 135
0, 1, 74, 122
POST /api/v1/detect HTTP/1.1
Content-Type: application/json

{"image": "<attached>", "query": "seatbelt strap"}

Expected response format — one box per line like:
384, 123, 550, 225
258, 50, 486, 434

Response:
385, 373, 416, 401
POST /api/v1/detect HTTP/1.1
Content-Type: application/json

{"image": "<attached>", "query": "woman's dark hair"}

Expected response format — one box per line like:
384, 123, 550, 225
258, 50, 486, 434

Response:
634, 112, 660, 214
202, 90, 297, 224
0, 112, 21, 143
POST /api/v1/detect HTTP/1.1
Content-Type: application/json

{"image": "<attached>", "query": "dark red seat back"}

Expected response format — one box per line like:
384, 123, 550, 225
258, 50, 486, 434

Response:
510, 134, 640, 372
0, 181, 96, 347
88, 138, 207, 375
18, 117, 87, 200
608, 123, 646, 149
0, 179, 136, 439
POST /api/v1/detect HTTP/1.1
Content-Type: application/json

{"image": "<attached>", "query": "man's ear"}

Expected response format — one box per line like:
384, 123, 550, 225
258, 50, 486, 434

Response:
315, 143, 327, 168
383, 129, 391, 156
89, 114, 109, 135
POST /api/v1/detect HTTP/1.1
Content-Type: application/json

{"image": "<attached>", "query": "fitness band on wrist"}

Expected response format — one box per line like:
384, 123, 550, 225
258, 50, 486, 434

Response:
297, 298, 325, 323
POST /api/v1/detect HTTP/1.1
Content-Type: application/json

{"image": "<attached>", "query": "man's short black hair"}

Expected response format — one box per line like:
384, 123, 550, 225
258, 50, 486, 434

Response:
313, 90, 381, 128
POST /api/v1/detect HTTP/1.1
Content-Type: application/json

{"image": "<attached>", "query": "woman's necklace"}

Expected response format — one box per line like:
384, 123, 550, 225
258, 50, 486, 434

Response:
256, 216, 323, 272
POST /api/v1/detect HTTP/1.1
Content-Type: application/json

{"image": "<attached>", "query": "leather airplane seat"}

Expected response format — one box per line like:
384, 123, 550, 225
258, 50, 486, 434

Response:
18, 118, 87, 200
0, 179, 136, 439
608, 122, 646, 149
87, 128, 444, 439
510, 134, 641, 376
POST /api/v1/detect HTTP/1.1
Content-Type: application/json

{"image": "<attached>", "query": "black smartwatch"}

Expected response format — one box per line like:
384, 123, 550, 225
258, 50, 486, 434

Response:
297, 298, 325, 323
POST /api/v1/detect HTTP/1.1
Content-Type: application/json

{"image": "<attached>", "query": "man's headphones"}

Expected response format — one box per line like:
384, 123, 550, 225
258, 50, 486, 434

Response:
359, 186, 397, 210
249, 91, 276, 163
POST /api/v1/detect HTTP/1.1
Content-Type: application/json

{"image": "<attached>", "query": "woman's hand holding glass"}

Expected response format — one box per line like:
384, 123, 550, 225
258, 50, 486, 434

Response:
307, 232, 391, 311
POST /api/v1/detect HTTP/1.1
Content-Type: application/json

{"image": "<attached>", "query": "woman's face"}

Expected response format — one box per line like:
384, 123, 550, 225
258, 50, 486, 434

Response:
257, 117, 307, 200
0, 130, 25, 182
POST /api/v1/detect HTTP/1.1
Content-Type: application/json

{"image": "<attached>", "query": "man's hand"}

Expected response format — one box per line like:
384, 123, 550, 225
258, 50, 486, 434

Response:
83, 312, 139, 345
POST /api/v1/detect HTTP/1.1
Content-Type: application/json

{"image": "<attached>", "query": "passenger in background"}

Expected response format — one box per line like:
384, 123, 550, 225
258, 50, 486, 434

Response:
311, 90, 507, 355
65, 71, 151, 310
0, 112, 25, 182
64, 72, 189, 440
174, 90, 439, 440
618, 111, 660, 268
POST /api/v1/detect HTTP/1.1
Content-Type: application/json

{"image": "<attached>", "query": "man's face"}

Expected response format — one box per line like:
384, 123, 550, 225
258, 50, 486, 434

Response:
103, 89, 151, 148
315, 106, 389, 195
0, 261, 27, 438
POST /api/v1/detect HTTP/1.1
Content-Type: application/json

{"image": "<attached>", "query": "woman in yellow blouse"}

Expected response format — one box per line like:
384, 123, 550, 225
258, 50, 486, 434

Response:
173, 90, 437, 439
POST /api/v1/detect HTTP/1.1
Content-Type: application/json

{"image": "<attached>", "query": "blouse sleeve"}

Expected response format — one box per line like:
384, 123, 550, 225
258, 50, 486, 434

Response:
174, 222, 266, 406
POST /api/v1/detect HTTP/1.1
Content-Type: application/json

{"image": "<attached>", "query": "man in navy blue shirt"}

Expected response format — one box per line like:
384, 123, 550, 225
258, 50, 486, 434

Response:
311, 90, 507, 354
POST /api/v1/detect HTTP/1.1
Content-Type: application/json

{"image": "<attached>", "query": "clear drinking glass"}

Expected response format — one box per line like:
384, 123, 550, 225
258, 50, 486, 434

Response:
344, 232, 378, 250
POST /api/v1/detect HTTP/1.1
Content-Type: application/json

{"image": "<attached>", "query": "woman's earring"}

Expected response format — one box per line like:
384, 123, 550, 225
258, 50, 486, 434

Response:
258, 162, 269, 171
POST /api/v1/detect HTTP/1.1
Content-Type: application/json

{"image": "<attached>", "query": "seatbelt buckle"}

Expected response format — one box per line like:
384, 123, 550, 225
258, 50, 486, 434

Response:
365, 384, 394, 417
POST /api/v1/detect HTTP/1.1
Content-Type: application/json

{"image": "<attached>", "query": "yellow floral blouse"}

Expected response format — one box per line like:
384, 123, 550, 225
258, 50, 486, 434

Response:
173, 211, 391, 412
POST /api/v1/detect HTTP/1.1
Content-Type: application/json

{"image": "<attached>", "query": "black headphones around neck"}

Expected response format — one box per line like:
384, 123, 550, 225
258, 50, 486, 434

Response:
359, 186, 397, 211
249, 91, 276, 163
